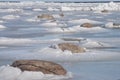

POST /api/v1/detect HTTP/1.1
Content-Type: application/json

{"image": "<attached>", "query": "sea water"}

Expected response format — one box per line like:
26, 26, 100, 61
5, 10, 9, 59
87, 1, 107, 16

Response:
0, 1, 120, 80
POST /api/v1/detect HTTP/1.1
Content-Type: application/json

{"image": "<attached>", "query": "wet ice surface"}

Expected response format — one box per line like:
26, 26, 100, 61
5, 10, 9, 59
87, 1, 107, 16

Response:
0, 1, 120, 80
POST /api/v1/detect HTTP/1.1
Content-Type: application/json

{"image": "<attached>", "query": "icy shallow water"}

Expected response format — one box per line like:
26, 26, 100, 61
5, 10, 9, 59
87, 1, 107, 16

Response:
65, 61, 120, 80
0, 1, 120, 80
0, 61, 120, 80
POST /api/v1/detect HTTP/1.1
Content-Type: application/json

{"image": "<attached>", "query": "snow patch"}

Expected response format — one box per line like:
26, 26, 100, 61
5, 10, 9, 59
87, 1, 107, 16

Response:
0, 65, 21, 80
0, 65, 72, 80
17, 71, 44, 80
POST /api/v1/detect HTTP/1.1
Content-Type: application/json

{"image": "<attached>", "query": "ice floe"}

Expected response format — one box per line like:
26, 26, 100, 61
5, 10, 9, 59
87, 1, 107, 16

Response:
80, 39, 110, 48
61, 6, 74, 11
93, 2, 120, 11
105, 22, 120, 28
68, 19, 102, 25
0, 37, 35, 45
0, 20, 5, 23
59, 37, 111, 48
32, 8, 42, 11
59, 2, 120, 11
93, 10, 110, 14
0, 9, 23, 13
0, 1, 120, 12
48, 7, 59, 11
0, 25, 6, 29
0, 65, 72, 80
2, 15, 20, 20
46, 27, 75, 33
52, 14, 63, 18
25, 18, 40, 22
28, 38, 118, 61
33, 47, 120, 62
47, 25, 106, 33
40, 22, 58, 27
0, 37, 64, 46
44, 19, 105, 33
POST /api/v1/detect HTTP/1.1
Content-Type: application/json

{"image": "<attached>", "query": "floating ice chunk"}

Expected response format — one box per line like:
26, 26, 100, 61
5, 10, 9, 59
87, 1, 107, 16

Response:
48, 7, 59, 11
26, 18, 40, 22
0, 20, 4, 23
37, 43, 86, 56
59, 38, 111, 48
22, 12, 33, 15
0, 37, 35, 45
37, 47, 73, 57
57, 23, 67, 27
47, 27, 76, 33
68, 19, 102, 25
0, 65, 21, 80
34, 47, 120, 62
72, 25, 106, 33
47, 25, 106, 33
33, 8, 42, 11
80, 39, 109, 48
0, 9, 23, 13
61, 6, 89, 11
53, 14, 61, 18
0, 65, 72, 80
105, 22, 120, 28
38, 47, 64, 55
93, 2, 120, 11
40, 22, 58, 27
94, 10, 110, 14
60, 37, 85, 43
0, 25, 6, 29
2, 15, 20, 20
61, 6, 74, 11
17, 71, 44, 80
105, 22, 113, 28
7, 9, 23, 13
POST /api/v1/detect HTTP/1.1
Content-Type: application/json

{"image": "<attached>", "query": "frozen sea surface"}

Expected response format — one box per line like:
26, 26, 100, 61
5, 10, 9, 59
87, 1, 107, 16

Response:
0, 1, 120, 80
